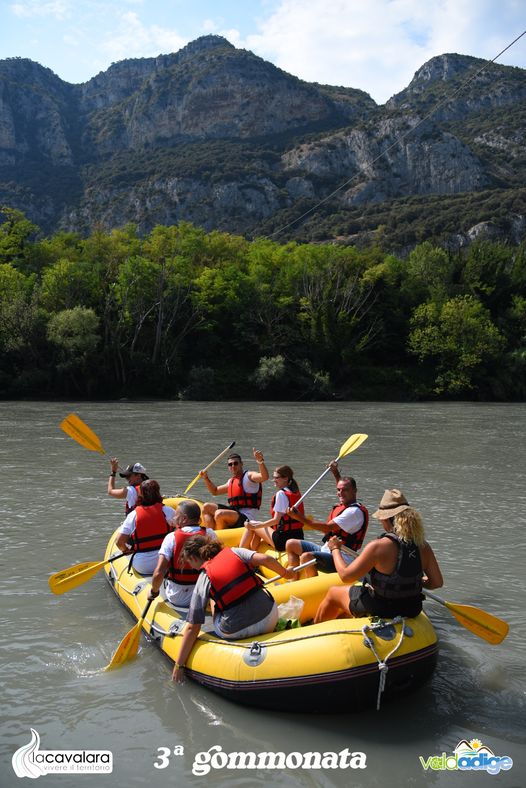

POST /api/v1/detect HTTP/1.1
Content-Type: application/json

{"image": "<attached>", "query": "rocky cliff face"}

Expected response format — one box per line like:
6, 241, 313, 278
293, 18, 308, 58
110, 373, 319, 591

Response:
0, 38, 524, 246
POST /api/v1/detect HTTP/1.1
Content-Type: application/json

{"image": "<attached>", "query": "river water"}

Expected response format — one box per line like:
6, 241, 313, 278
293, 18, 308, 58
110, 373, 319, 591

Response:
1, 400, 525, 788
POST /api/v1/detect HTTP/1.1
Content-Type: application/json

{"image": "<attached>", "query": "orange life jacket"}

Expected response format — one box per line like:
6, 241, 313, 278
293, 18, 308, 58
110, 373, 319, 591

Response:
270, 488, 304, 532
227, 471, 262, 510
131, 502, 171, 552
202, 547, 263, 611
324, 502, 369, 552
167, 527, 206, 585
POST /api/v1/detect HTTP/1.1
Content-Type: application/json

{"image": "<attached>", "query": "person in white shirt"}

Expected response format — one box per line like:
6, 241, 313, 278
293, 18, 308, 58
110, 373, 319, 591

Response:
116, 480, 174, 575
147, 501, 217, 608
199, 449, 269, 529
286, 473, 369, 577
107, 459, 149, 515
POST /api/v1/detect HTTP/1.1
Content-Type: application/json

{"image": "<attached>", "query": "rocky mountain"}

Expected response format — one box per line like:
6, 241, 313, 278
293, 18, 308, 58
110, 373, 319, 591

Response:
0, 36, 525, 249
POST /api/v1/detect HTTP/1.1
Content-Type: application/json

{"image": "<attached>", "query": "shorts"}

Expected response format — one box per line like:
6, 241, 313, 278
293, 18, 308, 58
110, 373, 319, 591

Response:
216, 504, 248, 527
297, 540, 335, 573
272, 528, 304, 552
213, 602, 279, 640
348, 585, 423, 618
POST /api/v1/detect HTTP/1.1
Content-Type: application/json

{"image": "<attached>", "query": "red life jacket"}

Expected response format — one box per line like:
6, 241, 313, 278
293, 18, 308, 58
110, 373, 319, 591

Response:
270, 488, 304, 532
325, 502, 369, 552
167, 527, 206, 585
227, 471, 262, 510
131, 502, 171, 552
125, 484, 141, 515
202, 547, 263, 612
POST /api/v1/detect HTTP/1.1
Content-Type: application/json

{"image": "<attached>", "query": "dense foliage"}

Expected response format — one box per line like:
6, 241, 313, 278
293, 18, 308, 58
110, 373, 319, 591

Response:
1, 206, 525, 401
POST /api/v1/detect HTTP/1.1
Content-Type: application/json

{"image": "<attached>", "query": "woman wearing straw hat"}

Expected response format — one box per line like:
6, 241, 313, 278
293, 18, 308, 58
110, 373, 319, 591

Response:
314, 489, 443, 622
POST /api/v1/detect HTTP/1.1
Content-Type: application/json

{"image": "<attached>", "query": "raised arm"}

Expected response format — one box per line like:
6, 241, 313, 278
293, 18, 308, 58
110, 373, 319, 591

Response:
247, 448, 269, 483
107, 457, 126, 499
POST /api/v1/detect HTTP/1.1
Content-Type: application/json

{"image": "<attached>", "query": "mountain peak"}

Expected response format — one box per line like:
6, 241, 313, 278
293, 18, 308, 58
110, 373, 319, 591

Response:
178, 35, 235, 57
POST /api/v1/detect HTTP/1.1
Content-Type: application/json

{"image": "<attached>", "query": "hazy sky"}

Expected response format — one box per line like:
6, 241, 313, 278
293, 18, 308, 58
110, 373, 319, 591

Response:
1, 0, 525, 103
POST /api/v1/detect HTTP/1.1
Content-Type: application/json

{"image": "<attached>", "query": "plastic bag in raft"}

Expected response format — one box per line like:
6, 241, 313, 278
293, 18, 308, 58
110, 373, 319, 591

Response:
275, 595, 304, 629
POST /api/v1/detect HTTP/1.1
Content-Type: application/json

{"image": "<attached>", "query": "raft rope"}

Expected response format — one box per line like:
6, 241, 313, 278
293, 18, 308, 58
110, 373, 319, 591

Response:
110, 556, 411, 700
361, 616, 406, 711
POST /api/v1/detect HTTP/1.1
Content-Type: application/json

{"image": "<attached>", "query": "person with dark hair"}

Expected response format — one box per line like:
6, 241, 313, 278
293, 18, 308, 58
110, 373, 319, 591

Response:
147, 501, 218, 608
239, 465, 305, 551
286, 474, 369, 577
171, 535, 296, 682
200, 448, 269, 529
115, 480, 175, 575
107, 458, 149, 515
314, 490, 443, 623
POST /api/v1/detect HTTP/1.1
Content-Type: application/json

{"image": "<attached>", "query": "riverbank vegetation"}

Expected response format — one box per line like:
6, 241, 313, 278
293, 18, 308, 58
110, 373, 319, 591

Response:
1, 206, 525, 401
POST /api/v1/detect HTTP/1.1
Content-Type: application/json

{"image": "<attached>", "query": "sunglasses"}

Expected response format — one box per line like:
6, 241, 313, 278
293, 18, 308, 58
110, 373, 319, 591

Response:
228, 461, 240, 467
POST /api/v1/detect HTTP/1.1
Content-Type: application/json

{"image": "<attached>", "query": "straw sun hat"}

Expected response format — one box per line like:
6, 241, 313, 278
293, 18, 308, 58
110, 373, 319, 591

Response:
372, 489, 410, 520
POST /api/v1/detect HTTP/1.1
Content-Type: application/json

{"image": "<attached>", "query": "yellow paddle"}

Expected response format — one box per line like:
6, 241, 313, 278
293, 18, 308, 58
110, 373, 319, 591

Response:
425, 590, 509, 645
105, 597, 156, 671
48, 553, 125, 595
184, 440, 236, 494
59, 413, 107, 454
295, 433, 368, 507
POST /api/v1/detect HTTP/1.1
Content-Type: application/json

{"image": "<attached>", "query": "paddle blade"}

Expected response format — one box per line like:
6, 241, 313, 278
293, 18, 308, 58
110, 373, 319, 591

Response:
48, 560, 108, 595
105, 621, 143, 671
60, 413, 105, 454
446, 601, 509, 645
184, 472, 201, 494
338, 433, 368, 459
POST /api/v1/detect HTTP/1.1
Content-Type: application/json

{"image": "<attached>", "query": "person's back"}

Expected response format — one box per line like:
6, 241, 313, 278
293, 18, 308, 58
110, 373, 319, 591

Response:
116, 480, 174, 576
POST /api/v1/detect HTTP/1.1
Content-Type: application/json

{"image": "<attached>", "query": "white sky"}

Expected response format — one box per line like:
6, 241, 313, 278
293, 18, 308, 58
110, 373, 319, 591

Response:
1, 0, 525, 103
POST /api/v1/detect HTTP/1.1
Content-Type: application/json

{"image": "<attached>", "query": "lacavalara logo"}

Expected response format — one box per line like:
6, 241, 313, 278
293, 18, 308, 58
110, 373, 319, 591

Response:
12, 729, 113, 779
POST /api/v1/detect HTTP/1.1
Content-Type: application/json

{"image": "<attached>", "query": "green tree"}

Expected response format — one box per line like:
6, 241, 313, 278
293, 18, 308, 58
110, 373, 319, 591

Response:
403, 241, 455, 303
0, 206, 39, 272
47, 307, 100, 394
408, 295, 505, 394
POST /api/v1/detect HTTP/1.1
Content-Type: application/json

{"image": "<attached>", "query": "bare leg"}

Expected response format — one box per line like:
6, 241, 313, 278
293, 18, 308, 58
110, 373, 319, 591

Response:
202, 502, 218, 530
314, 586, 353, 623
286, 539, 302, 568
299, 551, 318, 578
215, 509, 242, 530
239, 527, 261, 549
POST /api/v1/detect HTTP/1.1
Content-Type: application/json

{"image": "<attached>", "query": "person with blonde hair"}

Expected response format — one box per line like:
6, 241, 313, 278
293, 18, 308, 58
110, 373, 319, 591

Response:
239, 464, 304, 551
314, 489, 443, 623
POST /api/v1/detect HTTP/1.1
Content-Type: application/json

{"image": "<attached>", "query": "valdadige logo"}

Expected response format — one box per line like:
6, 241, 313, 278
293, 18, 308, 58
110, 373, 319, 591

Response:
12, 729, 113, 779
420, 738, 513, 776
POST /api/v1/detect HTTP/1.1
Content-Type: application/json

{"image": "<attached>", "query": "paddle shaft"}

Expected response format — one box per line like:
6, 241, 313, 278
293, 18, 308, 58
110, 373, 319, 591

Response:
184, 441, 235, 494
295, 467, 331, 507
264, 558, 317, 585
295, 433, 368, 507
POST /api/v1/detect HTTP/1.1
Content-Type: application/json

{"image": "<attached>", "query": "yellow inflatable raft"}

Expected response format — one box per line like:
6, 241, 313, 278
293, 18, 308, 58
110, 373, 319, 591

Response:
103, 512, 438, 712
